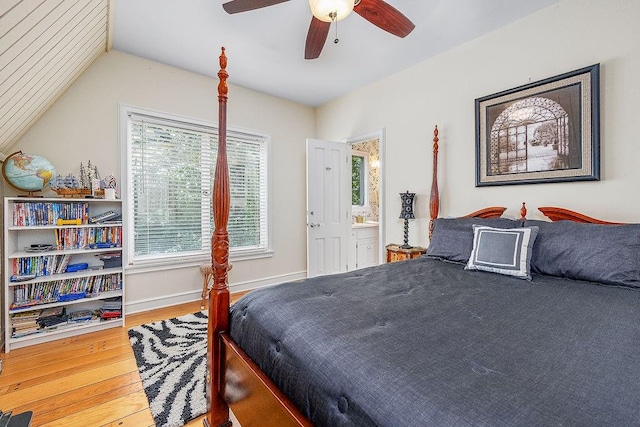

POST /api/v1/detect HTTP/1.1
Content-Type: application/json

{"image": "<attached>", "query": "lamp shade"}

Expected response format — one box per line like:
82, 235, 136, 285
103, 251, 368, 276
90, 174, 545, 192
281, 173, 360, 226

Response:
399, 191, 415, 219
308, 0, 354, 22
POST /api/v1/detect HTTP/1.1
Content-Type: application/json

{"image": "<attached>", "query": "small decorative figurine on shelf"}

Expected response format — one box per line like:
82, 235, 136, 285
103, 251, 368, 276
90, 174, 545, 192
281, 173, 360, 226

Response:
79, 161, 103, 197
102, 174, 118, 199
51, 174, 82, 197
79, 162, 88, 190
52, 161, 108, 198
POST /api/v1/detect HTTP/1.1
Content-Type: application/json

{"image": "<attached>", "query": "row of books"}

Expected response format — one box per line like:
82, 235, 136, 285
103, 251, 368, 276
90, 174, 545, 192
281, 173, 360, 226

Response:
10, 301, 122, 338
54, 226, 122, 250
10, 309, 43, 337
11, 306, 82, 337
12, 253, 122, 280
12, 254, 73, 278
12, 202, 90, 226
10, 273, 122, 309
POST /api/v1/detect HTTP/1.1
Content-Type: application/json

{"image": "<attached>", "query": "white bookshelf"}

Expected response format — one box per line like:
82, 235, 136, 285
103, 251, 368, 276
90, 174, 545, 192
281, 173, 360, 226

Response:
3, 197, 125, 352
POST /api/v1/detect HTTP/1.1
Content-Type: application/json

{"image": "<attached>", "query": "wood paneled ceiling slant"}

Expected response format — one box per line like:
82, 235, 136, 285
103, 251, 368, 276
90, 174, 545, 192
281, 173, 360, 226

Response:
0, 0, 111, 157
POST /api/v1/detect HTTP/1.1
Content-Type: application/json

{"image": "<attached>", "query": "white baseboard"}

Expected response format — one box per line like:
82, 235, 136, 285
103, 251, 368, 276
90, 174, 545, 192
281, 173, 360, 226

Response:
125, 270, 307, 315
125, 290, 205, 315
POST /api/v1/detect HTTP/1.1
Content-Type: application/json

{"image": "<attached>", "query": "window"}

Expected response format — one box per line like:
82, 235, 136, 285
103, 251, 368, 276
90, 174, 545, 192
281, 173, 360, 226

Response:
351, 151, 368, 206
123, 106, 270, 267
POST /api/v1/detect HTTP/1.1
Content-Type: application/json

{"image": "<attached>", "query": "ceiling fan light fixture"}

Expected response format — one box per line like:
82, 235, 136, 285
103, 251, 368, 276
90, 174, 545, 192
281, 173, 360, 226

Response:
308, 0, 354, 22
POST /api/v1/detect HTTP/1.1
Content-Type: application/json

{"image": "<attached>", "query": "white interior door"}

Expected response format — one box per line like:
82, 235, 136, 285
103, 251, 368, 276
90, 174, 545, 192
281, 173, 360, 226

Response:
306, 138, 350, 278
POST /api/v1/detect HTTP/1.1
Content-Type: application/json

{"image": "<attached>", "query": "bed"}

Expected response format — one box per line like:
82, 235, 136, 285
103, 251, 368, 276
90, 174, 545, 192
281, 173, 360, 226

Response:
205, 49, 640, 426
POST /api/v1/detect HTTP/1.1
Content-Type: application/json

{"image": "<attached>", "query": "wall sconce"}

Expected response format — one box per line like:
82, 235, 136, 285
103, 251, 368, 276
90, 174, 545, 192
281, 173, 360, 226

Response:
399, 191, 415, 249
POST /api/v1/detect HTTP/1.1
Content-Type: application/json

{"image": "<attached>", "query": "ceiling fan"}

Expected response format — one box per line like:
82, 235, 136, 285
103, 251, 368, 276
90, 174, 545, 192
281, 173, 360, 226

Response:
222, 0, 415, 60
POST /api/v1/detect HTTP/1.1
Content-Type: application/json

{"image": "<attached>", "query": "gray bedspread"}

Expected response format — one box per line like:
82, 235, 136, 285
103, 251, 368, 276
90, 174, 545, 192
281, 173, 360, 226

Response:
229, 257, 640, 426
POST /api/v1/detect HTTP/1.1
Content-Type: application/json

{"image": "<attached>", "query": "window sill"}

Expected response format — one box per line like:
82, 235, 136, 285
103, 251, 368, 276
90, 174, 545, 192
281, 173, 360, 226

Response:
126, 250, 274, 275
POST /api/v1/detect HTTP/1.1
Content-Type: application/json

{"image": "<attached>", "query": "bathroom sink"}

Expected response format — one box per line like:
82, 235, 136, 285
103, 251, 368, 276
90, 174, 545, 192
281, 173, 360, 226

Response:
352, 221, 379, 228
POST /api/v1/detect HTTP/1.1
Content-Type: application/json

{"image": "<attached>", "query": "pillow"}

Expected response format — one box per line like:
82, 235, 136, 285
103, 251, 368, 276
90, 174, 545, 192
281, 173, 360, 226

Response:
426, 217, 522, 263
465, 225, 539, 280
524, 220, 640, 288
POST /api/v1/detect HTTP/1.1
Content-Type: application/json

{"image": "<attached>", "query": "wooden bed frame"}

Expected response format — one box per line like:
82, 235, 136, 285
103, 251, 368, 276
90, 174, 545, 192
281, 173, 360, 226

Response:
204, 48, 617, 427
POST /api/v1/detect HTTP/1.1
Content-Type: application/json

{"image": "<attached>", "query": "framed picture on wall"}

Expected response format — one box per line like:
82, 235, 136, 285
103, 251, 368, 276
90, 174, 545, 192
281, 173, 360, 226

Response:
475, 64, 600, 186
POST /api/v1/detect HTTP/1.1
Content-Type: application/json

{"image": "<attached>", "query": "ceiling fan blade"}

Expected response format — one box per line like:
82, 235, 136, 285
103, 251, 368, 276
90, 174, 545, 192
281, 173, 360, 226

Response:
305, 17, 330, 60
354, 0, 415, 38
222, 0, 289, 14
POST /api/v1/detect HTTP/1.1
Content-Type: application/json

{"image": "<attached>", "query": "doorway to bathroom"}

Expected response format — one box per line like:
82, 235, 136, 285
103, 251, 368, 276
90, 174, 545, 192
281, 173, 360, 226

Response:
345, 130, 385, 271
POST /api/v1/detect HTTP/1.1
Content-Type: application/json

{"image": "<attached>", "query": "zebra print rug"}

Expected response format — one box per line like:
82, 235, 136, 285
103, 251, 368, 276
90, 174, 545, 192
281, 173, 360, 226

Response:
128, 311, 208, 427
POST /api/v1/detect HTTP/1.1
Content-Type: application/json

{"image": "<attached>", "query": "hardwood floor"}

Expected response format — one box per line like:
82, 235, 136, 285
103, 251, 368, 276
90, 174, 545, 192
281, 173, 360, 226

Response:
0, 292, 249, 427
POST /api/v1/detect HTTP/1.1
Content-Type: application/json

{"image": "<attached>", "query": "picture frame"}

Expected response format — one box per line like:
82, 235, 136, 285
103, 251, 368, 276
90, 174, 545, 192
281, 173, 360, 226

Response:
475, 64, 600, 186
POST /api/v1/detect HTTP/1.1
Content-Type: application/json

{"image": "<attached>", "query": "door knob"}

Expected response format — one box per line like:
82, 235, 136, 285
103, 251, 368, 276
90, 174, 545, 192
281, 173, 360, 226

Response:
309, 223, 320, 228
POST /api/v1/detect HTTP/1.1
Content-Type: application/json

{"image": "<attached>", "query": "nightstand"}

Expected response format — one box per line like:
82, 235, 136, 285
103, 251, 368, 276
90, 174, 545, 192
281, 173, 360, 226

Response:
386, 244, 427, 263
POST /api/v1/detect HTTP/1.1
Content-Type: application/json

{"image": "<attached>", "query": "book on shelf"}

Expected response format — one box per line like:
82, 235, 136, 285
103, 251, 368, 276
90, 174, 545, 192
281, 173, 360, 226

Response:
99, 253, 122, 268
38, 307, 67, 329
11, 317, 39, 325
57, 254, 72, 274
10, 309, 40, 320
11, 328, 36, 336
11, 329, 41, 339
8, 305, 109, 338
100, 310, 122, 320
102, 297, 122, 307
12, 202, 89, 226
54, 227, 122, 251
11, 319, 40, 336
100, 297, 123, 320
100, 214, 122, 224
88, 210, 119, 224
10, 273, 123, 309
11, 253, 72, 279
9, 274, 36, 283
40, 318, 68, 330
39, 306, 64, 318
68, 309, 93, 322
10, 308, 41, 329
10, 313, 41, 337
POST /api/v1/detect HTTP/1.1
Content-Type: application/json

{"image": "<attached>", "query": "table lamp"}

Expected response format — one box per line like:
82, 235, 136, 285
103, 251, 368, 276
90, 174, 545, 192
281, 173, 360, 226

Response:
399, 191, 415, 249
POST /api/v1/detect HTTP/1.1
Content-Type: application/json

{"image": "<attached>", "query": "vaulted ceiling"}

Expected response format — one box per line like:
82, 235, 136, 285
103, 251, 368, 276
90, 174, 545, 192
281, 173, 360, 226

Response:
1, 0, 560, 158
0, 0, 112, 157
113, 0, 558, 107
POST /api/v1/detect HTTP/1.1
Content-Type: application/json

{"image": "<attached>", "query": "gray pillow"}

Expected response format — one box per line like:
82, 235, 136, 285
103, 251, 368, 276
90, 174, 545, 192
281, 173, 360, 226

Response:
465, 225, 539, 280
426, 217, 522, 263
524, 220, 640, 288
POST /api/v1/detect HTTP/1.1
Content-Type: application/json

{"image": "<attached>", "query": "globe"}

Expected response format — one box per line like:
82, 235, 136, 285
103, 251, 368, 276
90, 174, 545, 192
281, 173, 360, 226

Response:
2, 151, 57, 194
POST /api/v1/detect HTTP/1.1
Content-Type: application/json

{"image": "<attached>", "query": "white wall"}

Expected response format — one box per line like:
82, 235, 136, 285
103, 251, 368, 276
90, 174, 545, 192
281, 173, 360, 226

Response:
5, 50, 314, 311
315, 0, 640, 248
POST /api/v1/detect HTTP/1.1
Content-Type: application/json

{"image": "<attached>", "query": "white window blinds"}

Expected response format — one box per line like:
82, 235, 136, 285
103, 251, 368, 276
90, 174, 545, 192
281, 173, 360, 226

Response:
127, 111, 268, 263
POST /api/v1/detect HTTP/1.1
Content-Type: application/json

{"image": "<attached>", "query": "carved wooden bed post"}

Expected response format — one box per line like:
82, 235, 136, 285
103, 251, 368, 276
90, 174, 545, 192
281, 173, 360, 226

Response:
206, 47, 232, 427
428, 125, 439, 240
427, 126, 507, 239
